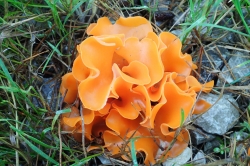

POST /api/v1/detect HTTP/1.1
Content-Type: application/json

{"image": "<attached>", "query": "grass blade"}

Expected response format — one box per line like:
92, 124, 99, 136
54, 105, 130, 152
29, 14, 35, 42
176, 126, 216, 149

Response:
236, 60, 250, 68
180, 108, 185, 126
71, 147, 104, 166
63, 1, 86, 25
180, 16, 206, 42
0, 59, 16, 87
20, 135, 59, 165
181, 22, 250, 38
45, 0, 66, 36
52, 108, 71, 130
10, 125, 56, 149
130, 137, 139, 166
232, 0, 250, 35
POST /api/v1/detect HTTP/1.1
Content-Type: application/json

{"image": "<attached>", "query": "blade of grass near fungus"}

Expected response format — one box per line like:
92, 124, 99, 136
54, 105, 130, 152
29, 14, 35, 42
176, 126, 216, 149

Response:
180, 108, 185, 126
71, 147, 104, 166
46, 41, 64, 56
52, 108, 71, 130
226, 71, 250, 86
130, 137, 139, 166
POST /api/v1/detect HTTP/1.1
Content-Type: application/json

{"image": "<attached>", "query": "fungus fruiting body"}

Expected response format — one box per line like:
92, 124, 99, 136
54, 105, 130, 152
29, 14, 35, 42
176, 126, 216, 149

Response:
60, 16, 214, 165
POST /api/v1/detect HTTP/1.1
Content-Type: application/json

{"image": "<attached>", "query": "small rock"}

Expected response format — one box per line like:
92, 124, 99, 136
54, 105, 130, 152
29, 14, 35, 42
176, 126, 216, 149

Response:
211, 28, 236, 43
198, 46, 229, 83
203, 47, 229, 69
210, 15, 236, 43
97, 155, 112, 165
219, 51, 250, 84
192, 150, 206, 165
189, 127, 215, 145
193, 93, 240, 135
162, 147, 192, 166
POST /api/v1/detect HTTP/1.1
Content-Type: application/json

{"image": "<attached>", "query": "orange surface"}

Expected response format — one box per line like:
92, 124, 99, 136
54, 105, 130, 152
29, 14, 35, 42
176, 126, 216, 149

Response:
60, 16, 214, 165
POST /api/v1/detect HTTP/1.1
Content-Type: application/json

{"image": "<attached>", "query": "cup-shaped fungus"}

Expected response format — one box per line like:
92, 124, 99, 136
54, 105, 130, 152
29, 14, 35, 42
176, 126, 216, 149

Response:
60, 16, 214, 165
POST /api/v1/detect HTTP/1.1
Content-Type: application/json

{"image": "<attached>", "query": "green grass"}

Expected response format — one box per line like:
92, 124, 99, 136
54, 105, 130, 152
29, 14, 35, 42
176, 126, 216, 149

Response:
0, 0, 250, 165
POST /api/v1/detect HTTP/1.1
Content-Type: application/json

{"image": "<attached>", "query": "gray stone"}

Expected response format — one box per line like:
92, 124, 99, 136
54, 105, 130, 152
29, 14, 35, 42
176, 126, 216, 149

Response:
192, 150, 206, 165
204, 47, 229, 69
162, 147, 192, 166
189, 127, 216, 145
211, 29, 236, 43
97, 155, 112, 165
219, 51, 250, 84
193, 93, 240, 135
196, 46, 229, 82
200, 47, 229, 75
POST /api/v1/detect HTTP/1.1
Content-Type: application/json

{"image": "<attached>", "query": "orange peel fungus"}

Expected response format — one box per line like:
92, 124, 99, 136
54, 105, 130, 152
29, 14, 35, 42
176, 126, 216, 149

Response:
60, 16, 214, 165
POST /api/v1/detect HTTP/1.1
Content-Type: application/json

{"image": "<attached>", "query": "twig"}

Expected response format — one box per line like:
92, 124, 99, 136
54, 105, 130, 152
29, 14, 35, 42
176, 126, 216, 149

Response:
10, 85, 19, 166
58, 120, 62, 166
80, 105, 87, 158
